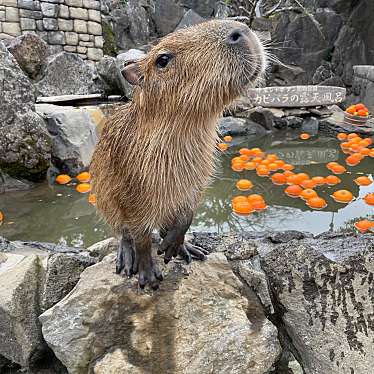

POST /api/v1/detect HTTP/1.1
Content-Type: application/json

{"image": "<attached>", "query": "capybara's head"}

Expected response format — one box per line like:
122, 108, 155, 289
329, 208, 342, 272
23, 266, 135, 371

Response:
122, 20, 266, 120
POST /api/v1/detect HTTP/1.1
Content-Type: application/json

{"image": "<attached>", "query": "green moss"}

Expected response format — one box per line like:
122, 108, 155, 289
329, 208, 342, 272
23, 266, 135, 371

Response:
1, 161, 49, 182
102, 20, 118, 57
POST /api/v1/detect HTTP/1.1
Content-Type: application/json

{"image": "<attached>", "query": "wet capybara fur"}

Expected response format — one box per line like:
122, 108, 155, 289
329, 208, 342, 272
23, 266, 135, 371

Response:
90, 19, 266, 288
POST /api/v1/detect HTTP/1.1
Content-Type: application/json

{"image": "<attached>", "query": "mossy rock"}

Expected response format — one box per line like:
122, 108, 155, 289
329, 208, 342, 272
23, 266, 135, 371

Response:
102, 20, 118, 57
0, 161, 50, 182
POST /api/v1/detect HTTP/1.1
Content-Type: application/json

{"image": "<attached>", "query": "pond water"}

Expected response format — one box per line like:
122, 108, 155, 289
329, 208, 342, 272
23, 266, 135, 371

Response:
0, 130, 373, 247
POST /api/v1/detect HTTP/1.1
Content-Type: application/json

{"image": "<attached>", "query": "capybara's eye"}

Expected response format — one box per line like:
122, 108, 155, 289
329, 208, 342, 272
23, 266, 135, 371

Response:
155, 54, 173, 69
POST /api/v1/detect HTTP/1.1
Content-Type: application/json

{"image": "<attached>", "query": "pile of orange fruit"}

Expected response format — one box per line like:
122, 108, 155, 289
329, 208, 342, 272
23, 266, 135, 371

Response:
345, 103, 369, 117
220, 131, 373, 233
55, 171, 96, 205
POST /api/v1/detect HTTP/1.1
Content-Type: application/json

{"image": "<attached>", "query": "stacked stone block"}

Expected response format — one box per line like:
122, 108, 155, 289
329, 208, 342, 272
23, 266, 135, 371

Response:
0, 0, 103, 61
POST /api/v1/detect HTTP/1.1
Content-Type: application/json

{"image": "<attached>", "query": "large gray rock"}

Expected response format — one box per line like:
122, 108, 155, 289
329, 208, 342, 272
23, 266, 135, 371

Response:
36, 104, 99, 175
40, 252, 281, 374
0, 41, 51, 181
256, 232, 374, 374
218, 116, 267, 137
7, 32, 49, 79
34, 52, 102, 96
175, 9, 204, 30
110, 0, 153, 50
0, 170, 34, 194
179, 0, 218, 17
0, 254, 44, 368
96, 55, 120, 95
0, 239, 94, 370
151, 0, 185, 36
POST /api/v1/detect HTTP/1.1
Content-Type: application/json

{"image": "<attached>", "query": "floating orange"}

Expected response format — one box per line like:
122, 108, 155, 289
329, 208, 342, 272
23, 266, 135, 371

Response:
76, 171, 91, 182
56, 174, 71, 185
370, 150, 374, 158
325, 175, 341, 185
256, 166, 270, 177
252, 157, 263, 164
233, 200, 253, 215
295, 173, 310, 184
240, 148, 252, 156
271, 173, 287, 185
282, 164, 295, 171
300, 133, 311, 140
300, 188, 318, 201
223, 135, 232, 142
260, 159, 271, 166
331, 164, 346, 174
326, 162, 339, 170
266, 154, 278, 162
244, 161, 256, 170
332, 190, 353, 203
337, 133, 347, 141
285, 185, 303, 197
364, 193, 374, 206
76, 183, 91, 193
232, 163, 244, 172
283, 170, 294, 178
268, 162, 279, 171
252, 200, 267, 211
232, 157, 243, 164
247, 194, 264, 204
354, 176, 372, 186
240, 154, 250, 162
275, 160, 285, 168
311, 176, 325, 185
347, 133, 359, 140
218, 143, 228, 151
300, 179, 316, 189
232, 196, 248, 205
306, 197, 327, 210
360, 148, 371, 156
345, 154, 361, 166
88, 193, 97, 205
363, 137, 373, 145
340, 142, 351, 150
354, 220, 374, 233
0, 211, 3, 223
236, 179, 253, 191
286, 174, 299, 185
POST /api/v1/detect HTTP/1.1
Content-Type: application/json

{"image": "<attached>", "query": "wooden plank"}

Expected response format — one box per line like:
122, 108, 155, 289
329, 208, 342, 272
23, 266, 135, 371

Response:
36, 94, 103, 103
246, 86, 346, 108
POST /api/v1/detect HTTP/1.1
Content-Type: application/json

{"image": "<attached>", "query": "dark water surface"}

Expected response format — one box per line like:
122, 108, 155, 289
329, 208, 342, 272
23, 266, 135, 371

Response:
0, 130, 373, 247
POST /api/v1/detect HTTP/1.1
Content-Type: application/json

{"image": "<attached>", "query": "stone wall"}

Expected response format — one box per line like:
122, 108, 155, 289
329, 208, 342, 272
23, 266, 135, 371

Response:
0, 0, 103, 61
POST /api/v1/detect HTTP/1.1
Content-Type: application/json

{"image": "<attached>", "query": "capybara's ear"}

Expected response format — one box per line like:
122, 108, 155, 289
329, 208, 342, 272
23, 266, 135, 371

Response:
121, 60, 144, 85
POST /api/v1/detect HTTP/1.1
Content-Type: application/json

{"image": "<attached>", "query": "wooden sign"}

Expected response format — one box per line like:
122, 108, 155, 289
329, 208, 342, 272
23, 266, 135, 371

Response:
246, 86, 346, 108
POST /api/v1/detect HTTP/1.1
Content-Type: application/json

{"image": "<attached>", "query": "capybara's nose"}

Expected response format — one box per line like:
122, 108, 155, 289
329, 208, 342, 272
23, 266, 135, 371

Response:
227, 29, 246, 45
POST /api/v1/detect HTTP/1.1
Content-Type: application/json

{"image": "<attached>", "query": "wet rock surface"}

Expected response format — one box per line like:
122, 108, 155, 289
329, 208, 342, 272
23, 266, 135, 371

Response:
0, 41, 51, 181
0, 237, 95, 372
1, 231, 374, 373
35, 104, 99, 175
40, 251, 281, 374
7, 33, 49, 80
34, 52, 102, 97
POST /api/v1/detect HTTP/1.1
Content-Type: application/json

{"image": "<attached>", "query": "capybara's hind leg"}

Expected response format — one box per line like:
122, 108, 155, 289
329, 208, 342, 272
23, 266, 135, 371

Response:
134, 234, 163, 290
116, 227, 135, 277
159, 211, 209, 264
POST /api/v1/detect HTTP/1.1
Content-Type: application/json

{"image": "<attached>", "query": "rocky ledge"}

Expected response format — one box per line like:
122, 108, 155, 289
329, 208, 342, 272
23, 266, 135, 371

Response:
1, 231, 373, 374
